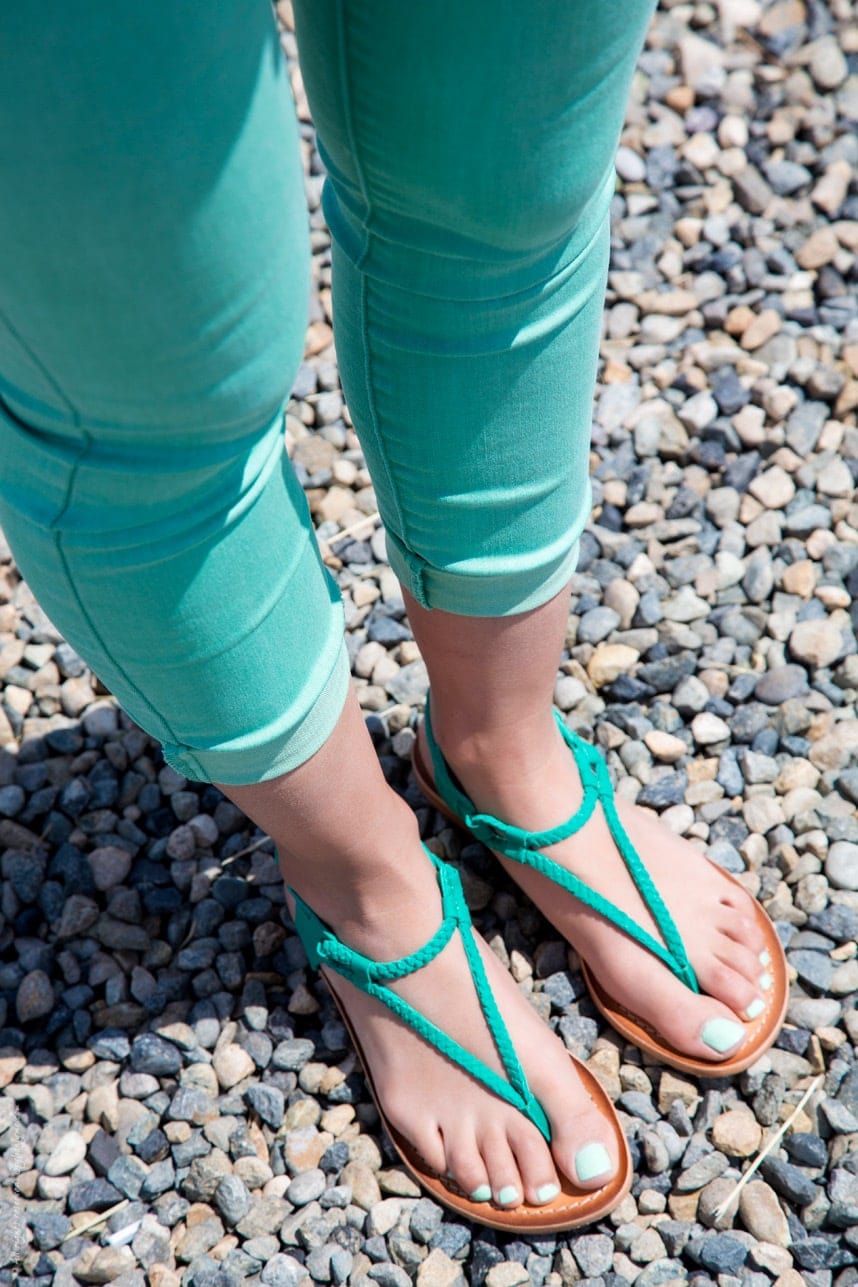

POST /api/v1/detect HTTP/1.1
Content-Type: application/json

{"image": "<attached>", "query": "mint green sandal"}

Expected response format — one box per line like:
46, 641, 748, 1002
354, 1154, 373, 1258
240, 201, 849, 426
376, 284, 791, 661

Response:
287, 844, 631, 1232
412, 689, 788, 1078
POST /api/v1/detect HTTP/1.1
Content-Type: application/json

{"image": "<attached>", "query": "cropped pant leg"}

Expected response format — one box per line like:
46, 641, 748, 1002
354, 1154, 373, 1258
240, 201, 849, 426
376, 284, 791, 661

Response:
0, 3, 349, 784
0, 3, 656, 788
294, 0, 656, 616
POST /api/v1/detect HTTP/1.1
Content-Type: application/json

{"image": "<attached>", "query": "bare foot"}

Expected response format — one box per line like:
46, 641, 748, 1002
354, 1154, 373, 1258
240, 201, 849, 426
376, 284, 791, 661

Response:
417, 714, 771, 1064
288, 843, 620, 1209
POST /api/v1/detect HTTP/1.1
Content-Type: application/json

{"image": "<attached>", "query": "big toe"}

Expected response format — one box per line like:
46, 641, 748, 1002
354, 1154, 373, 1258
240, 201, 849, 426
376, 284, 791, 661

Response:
548, 1105, 619, 1191
640, 968, 749, 1061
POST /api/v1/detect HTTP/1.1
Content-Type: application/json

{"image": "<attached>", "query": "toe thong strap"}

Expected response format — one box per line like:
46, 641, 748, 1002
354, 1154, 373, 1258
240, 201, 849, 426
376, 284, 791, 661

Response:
423, 690, 699, 994
289, 845, 552, 1141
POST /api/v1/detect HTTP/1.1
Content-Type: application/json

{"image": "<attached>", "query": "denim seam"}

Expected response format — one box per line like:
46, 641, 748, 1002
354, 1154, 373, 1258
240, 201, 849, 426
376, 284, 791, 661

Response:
331, 2, 429, 609
334, 0, 373, 270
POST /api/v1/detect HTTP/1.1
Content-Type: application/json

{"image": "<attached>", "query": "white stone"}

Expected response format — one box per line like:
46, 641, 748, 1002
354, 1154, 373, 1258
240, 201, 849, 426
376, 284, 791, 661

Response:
44, 1131, 87, 1177
691, 712, 731, 745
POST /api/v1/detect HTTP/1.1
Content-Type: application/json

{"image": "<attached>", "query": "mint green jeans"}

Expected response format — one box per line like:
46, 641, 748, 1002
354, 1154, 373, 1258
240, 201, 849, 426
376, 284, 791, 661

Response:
0, 1, 655, 784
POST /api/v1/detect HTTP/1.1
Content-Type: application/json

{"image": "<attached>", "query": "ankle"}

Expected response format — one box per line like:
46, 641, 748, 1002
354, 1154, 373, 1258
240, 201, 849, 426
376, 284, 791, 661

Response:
428, 706, 563, 784
280, 822, 443, 956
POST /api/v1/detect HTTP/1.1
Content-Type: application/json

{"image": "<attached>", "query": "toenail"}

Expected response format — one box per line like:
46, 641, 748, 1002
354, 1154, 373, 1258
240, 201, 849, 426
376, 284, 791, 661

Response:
701, 1017, 744, 1053
469, 1184, 491, 1203
745, 997, 765, 1020
535, 1182, 560, 1204
575, 1142, 612, 1183
759, 972, 772, 991
496, 1185, 520, 1207
759, 949, 771, 967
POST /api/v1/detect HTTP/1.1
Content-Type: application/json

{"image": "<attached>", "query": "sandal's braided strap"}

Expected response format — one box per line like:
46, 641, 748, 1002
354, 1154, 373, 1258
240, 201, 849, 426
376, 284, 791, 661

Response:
289, 846, 551, 1141
423, 691, 699, 995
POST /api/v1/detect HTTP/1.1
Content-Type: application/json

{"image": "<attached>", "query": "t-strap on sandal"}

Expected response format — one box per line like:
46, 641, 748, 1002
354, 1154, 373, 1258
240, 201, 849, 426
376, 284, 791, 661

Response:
287, 844, 631, 1233
412, 692, 788, 1079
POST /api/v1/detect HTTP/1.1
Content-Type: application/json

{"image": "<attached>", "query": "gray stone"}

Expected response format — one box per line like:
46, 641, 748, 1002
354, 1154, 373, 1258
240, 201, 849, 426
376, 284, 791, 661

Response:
578, 606, 621, 644
385, 660, 428, 705
819, 1098, 858, 1134
214, 1175, 252, 1227
788, 949, 832, 992
16, 969, 54, 1023
571, 1234, 613, 1277
245, 1083, 285, 1130
676, 1151, 729, 1191
286, 1168, 326, 1206
369, 1265, 411, 1287
787, 995, 841, 1030
825, 842, 858, 890
754, 665, 809, 704
828, 1169, 858, 1227
129, 1032, 182, 1076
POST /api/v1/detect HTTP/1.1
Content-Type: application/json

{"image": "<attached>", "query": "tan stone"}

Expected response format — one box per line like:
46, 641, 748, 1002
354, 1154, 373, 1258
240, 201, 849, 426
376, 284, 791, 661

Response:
587, 643, 639, 688
657, 1069, 700, 1114
378, 1167, 422, 1198
834, 220, 858, 251
789, 617, 843, 668
341, 1160, 381, 1211
712, 1109, 763, 1158
0, 1049, 26, 1089
283, 1126, 331, 1174
212, 1044, 254, 1090
796, 226, 840, 270
725, 304, 755, 336
782, 559, 816, 596
486, 1264, 529, 1287
668, 1189, 700, 1221
588, 1047, 621, 1100
417, 1248, 466, 1287
812, 161, 852, 216
740, 1181, 791, 1246
644, 730, 687, 762
741, 309, 782, 351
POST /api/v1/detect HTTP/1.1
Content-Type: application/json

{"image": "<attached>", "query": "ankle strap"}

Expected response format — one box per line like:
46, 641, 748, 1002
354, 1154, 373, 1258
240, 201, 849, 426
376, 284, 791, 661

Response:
292, 850, 467, 990
422, 690, 699, 995
288, 844, 551, 1141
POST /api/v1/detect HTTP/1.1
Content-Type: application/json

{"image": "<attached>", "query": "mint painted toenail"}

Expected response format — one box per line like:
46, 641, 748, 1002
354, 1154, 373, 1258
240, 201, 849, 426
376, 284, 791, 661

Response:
536, 1183, 560, 1204
759, 972, 772, 991
745, 998, 765, 1020
469, 1185, 491, 1203
759, 949, 771, 966
575, 1143, 612, 1183
702, 1017, 744, 1052
496, 1185, 520, 1206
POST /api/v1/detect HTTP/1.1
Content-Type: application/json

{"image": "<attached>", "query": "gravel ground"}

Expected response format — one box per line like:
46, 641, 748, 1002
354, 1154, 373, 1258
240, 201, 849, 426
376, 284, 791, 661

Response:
1, 2, 857, 1284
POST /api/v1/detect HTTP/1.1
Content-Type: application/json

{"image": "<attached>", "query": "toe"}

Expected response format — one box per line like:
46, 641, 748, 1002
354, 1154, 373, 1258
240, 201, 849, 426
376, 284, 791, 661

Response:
407, 1120, 448, 1180
547, 1106, 617, 1191
696, 952, 764, 1023
716, 899, 768, 956
506, 1117, 560, 1207
479, 1126, 524, 1209
609, 956, 750, 1062
442, 1126, 492, 1204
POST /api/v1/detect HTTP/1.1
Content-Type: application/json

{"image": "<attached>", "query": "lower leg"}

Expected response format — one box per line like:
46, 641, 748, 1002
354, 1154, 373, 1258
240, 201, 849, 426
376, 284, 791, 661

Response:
215, 682, 621, 1207
405, 582, 584, 822
215, 683, 430, 953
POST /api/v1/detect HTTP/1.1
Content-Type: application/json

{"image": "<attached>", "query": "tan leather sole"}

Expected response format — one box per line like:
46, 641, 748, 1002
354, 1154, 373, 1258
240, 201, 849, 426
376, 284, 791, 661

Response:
412, 731, 788, 1079
322, 969, 632, 1233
